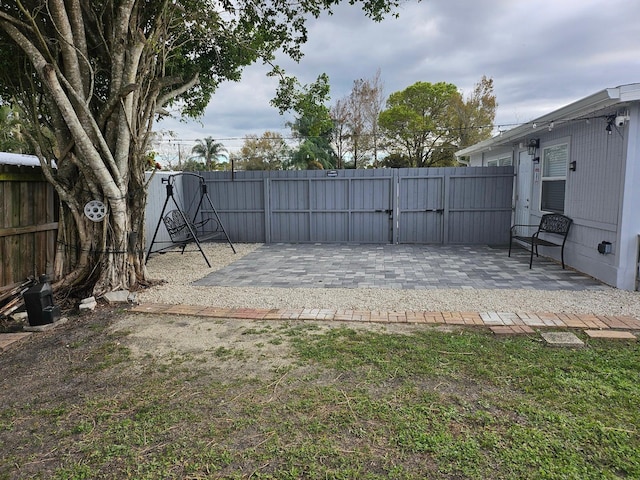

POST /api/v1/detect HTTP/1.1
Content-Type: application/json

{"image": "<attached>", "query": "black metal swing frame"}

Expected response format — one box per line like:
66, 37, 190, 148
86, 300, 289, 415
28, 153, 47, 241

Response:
146, 172, 236, 267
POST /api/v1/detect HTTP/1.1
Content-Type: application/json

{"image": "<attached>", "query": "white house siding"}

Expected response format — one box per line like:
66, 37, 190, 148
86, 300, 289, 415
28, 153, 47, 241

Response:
467, 118, 631, 289
458, 85, 640, 290
467, 148, 513, 167
530, 121, 626, 288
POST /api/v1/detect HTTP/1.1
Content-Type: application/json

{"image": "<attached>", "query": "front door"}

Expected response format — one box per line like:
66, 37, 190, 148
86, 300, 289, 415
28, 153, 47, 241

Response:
514, 150, 533, 235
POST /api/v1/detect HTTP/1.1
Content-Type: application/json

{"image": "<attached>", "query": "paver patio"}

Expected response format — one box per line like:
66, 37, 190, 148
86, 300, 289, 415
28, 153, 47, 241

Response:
193, 244, 606, 290
155, 243, 639, 336
3, 244, 637, 352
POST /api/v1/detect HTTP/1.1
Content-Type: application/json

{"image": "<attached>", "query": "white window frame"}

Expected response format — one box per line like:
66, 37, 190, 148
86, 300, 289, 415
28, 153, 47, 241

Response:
539, 141, 569, 214
486, 155, 512, 167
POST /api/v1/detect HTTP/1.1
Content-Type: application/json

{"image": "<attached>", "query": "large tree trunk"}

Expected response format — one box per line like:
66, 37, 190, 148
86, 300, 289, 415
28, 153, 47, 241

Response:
46, 147, 151, 297
0, 1, 194, 296
1, 0, 399, 296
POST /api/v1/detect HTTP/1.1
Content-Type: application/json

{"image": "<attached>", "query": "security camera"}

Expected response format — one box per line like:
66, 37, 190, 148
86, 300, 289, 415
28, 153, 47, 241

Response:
615, 115, 628, 127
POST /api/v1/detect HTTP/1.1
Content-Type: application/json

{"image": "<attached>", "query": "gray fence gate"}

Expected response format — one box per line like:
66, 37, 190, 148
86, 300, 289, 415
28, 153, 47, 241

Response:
396, 167, 515, 245
146, 166, 513, 247
269, 175, 394, 243
398, 174, 444, 243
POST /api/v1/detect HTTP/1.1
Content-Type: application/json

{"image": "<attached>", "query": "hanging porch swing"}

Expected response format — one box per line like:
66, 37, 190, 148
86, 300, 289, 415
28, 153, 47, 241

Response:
146, 172, 236, 267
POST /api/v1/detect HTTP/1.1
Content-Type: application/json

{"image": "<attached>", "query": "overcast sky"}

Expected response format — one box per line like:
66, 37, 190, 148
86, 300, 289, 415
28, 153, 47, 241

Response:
155, 0, 640, 157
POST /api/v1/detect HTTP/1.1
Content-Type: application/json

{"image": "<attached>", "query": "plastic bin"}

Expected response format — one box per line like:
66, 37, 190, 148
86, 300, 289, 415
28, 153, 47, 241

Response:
23, 282, 60, 326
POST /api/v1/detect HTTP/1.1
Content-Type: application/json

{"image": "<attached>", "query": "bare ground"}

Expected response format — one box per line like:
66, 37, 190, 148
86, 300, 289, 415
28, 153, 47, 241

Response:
0, 304, 462, 479
109, 311, 448, 378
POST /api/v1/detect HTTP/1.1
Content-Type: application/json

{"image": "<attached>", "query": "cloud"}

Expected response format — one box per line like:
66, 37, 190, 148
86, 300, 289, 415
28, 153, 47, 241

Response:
156, 0, 640, 151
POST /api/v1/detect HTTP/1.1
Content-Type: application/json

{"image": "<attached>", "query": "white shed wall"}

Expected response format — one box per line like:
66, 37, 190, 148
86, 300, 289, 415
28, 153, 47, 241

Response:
466, 111, 637, 289
520, 117, 628, 288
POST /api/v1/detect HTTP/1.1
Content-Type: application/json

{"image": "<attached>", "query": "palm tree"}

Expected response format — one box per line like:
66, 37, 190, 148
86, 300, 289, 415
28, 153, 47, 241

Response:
191, 136, 228, 171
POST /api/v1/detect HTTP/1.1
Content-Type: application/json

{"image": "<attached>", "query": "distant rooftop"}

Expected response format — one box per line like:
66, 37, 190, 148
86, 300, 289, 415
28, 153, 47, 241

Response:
0, 152, 41, 167
0, 152, 56, 168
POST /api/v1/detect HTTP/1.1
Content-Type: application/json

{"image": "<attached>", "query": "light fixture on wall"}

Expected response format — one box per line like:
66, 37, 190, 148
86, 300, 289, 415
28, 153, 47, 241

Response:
527, 138, 540, 156
606, 115, 615, 134
569, 161, 577, 171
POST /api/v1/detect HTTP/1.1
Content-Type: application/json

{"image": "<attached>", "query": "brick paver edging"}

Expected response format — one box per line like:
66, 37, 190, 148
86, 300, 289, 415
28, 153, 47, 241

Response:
130, 304, 640, 331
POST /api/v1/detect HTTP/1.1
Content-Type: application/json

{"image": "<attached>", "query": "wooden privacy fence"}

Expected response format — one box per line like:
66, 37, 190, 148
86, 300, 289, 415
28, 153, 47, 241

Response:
0, 164, 58, 289
145, 166, 514, 249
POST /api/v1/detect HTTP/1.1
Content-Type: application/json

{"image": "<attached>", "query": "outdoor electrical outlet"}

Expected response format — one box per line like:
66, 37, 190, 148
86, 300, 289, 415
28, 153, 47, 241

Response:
597, 241, 612, 255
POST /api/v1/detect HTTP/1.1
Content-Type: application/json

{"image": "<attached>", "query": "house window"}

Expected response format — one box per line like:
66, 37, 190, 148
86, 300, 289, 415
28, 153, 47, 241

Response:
540, 143, 568, 213
487, 156, 512, 166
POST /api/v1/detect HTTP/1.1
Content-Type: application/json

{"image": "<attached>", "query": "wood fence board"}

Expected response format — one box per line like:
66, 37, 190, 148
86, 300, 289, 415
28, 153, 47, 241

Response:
0, 164, 58, 288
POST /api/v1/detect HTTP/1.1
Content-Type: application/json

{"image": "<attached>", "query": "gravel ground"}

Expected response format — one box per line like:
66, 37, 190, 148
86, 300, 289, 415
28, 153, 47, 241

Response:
139, 243, 640, 317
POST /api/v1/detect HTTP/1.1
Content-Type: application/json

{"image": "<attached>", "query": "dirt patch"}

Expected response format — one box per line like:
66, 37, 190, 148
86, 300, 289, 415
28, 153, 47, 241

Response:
109, 313, 442, 379
0, 305, 449, 478
111, 314, 298, 377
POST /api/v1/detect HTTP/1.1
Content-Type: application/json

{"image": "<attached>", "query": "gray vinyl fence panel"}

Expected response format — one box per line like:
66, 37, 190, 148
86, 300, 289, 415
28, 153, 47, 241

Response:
146, 166, 513, 247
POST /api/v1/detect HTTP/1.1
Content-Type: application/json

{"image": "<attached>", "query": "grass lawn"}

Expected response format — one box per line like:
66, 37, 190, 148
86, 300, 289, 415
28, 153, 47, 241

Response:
1, 311, 638, 479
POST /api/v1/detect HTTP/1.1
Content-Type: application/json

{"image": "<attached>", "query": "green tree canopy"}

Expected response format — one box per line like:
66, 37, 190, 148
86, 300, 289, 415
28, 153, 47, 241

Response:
379, 81, 458, 167
288, 138, 335, 170
0, 103, 30, 153
450, 75, 497, 150
178, 158, 207, 172
280, 74, 336, 170
0, 0, 399, 295
379, 78, 496, 167
377, 152, 410, 168
233, 131, 289, 170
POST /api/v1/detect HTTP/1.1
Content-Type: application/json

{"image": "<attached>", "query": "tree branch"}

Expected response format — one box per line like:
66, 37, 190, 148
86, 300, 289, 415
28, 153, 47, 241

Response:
0, 10, 33, 31
97, 84, 138, 128
67, 0, 92, 96
156, 73, 200, 111
2, 19, 122, 203
110, 0, 136, 94
48, 0, 85, 96
114, 34, 146, 174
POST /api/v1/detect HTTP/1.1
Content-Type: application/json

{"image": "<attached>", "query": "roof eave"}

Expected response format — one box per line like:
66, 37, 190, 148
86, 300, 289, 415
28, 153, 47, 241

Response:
456, 83, 640, 158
